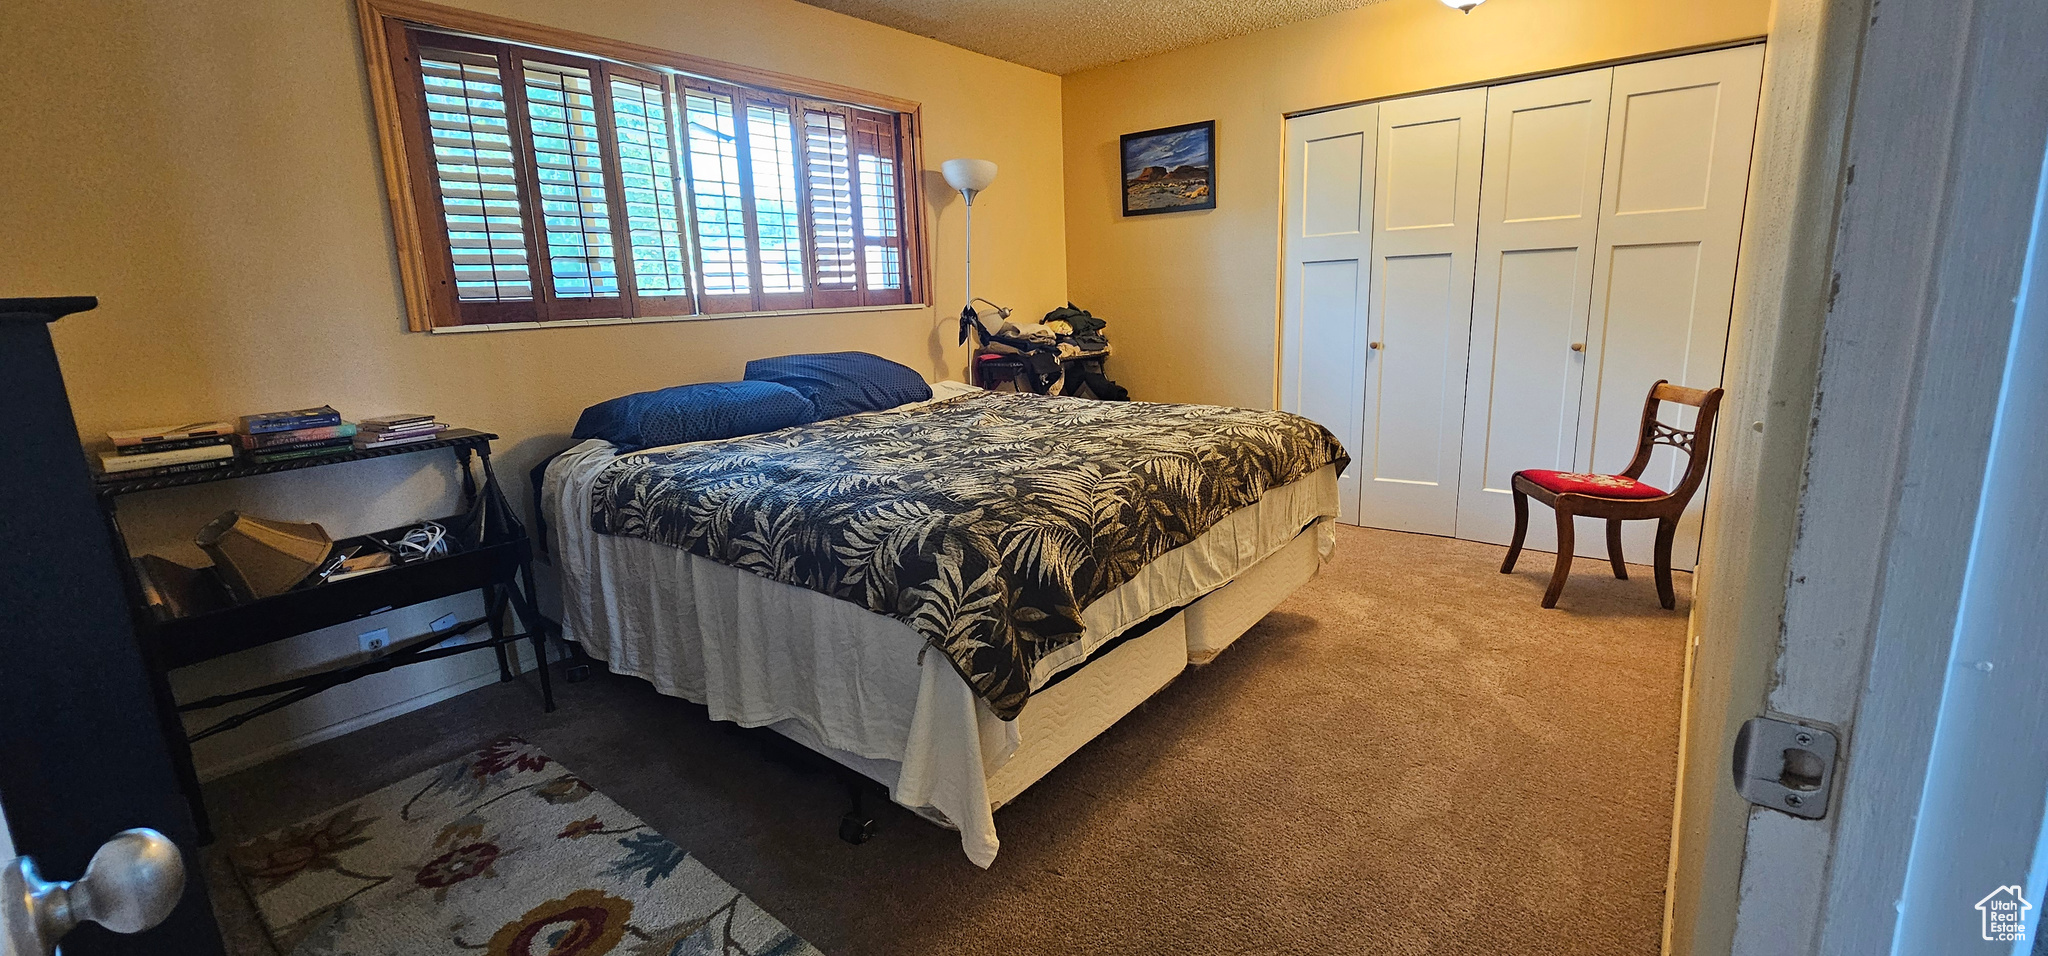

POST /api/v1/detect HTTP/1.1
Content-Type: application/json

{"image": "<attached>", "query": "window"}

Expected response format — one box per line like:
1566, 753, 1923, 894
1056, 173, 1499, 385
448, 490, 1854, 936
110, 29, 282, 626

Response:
367, 6, 924, 330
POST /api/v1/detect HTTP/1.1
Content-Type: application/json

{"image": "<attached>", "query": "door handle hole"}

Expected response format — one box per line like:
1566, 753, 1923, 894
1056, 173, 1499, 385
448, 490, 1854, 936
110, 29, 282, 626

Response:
1779, 748, 1825, 791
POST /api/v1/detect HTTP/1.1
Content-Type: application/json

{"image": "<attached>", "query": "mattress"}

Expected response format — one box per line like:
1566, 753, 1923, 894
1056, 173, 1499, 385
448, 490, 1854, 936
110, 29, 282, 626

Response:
543, 399, 1339, 867
987, 610, 1189, 807
1185, 524, 1328, 663
761, 527, 1320, 821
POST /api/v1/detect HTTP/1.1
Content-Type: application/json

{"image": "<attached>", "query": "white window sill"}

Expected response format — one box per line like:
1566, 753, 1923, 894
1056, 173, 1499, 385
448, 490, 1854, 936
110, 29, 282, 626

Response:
427, 301, 929, 334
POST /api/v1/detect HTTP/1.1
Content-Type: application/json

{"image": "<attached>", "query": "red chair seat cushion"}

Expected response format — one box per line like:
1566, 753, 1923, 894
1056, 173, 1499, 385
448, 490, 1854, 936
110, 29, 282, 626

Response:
1518, 469, 1666, 499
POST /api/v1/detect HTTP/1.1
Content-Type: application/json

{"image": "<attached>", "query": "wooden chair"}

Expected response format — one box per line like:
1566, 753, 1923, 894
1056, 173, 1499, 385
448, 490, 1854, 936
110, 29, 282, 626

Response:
1501, 380, 1725, 610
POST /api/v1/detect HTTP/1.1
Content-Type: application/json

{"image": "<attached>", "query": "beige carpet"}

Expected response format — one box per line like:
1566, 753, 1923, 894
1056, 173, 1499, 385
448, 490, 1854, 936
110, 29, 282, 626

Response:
205, 525, 1690, 955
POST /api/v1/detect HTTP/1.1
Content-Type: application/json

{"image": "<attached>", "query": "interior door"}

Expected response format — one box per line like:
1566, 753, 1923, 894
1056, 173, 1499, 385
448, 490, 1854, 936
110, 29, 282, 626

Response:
1358, 87, 1487, 536
1456, 69, 1615, 551
1279, 103, 1377, 524
0, 302, 224, 955
1575, 45, 1765, 567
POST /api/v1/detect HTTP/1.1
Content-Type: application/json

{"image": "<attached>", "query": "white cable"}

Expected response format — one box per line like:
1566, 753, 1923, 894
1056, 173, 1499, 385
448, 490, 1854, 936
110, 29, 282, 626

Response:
393, 521, 447, 561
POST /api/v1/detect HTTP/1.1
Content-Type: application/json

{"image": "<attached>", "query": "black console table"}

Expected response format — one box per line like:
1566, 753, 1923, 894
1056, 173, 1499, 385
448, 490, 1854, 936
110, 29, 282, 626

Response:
96, 428, 561, 841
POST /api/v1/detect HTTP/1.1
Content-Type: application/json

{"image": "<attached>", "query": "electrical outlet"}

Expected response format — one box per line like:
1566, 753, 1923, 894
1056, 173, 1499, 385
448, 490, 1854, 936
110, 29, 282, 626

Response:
427, 613, 464, 647
358, 627, 390, 655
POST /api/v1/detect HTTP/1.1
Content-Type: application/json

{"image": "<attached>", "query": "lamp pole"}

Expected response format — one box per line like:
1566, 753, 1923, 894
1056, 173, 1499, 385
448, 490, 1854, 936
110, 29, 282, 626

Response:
962, 188, 976, 310
941, 158, 998, 325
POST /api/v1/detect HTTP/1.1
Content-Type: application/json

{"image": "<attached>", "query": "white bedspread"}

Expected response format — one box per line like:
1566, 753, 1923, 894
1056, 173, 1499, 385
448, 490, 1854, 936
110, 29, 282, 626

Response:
543, 397, 1338, 867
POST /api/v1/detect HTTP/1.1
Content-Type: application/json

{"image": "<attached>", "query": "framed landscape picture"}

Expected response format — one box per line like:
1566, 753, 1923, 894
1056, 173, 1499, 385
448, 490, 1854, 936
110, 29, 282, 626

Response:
1120, 120, 1216, 216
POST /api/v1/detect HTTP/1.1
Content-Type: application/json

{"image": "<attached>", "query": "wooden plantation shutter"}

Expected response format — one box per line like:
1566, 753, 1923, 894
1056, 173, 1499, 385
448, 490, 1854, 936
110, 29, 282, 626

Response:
418, 50, 530, 303
370, 10, 922, 329
796, 104, 912, 308
851, 110, 909, 306
393, 29, 703, 325
607, 65, 692, 315
802, 105, 860, 309
680, 85, 917, 312
681, 81, 755, 313
516, 52, 628, 319
742, 93, 808, 310
400, 33, 543, 325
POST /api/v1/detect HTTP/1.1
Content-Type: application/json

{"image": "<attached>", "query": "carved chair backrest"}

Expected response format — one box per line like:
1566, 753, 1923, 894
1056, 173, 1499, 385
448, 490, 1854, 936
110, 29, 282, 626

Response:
1618, 380, 1726, 503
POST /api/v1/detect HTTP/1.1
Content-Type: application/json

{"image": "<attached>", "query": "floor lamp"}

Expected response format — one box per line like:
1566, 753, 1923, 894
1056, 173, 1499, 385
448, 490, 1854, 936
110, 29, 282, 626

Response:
943, 159, 999, 347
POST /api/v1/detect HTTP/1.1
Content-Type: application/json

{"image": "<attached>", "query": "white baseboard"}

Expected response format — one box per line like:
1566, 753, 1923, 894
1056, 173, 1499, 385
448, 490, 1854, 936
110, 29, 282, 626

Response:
194, 667, 507, 784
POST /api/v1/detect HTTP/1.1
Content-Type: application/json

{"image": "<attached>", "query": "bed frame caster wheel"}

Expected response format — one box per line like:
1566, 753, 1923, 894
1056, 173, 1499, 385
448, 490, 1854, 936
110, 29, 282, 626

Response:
563, 642, 596, 683
838, 812, 877, 845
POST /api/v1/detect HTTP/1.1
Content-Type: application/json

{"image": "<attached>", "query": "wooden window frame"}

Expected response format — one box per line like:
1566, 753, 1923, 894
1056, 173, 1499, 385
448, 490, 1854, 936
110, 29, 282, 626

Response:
358, 0, 930, 331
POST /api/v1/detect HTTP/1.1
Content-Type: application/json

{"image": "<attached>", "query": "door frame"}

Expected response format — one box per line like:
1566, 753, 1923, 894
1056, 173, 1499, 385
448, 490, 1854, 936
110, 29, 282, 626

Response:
1664, 0, 2048, 952
1658, 0, 1863, 950
1727, 0, 2048, 952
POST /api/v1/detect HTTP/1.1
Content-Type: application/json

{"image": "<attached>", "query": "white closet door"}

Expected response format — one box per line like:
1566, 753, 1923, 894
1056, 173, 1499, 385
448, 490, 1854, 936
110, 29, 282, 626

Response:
1456, 69, 1615, 550
1279, 103, 1378, 524
1576, 44, 1765, 567
1358, 87, 1487, 536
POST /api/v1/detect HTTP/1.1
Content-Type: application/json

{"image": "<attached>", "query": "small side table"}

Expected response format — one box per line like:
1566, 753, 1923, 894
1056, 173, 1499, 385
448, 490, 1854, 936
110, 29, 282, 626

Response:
95, 428, 561, 841
972, 349, 1115, 395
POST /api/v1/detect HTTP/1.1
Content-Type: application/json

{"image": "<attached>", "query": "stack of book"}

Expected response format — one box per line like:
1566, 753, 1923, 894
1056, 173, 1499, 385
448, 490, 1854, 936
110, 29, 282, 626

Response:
98, 421, 238, 479
354, 413, 447, 449
237, 406, 358, 464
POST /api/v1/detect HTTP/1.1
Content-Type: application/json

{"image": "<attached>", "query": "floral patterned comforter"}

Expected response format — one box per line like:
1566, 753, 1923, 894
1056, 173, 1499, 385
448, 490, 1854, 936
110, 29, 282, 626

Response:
588, 391, 1348, 720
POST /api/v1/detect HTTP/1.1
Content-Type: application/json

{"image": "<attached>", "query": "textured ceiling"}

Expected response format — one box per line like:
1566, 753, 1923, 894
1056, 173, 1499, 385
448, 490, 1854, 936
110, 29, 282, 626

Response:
794, 0, 1393, 74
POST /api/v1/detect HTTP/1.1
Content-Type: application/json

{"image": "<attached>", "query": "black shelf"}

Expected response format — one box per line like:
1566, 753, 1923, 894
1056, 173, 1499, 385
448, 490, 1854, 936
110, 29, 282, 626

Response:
93, 428, 497, 496
150, 519, 530, 669
94, 424, 559, 844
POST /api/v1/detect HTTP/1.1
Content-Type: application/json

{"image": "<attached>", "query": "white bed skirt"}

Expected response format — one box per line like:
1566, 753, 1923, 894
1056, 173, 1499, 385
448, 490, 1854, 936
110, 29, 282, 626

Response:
545, 443, 1337, 867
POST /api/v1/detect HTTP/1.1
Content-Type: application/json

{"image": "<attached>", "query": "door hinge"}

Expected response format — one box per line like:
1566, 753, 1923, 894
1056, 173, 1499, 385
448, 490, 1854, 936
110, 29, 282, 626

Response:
1733, 716, 1839, 819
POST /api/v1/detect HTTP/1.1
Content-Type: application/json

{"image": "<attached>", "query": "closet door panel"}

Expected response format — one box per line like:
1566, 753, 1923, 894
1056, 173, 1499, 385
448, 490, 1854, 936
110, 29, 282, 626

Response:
1457, 69, 1614, 549
1280, 103, 1377, 524
1370, 252, 1462, 486
1296, 258, 1365, 482
1359, 87, 1486, 536
1577, 44, 1764, 567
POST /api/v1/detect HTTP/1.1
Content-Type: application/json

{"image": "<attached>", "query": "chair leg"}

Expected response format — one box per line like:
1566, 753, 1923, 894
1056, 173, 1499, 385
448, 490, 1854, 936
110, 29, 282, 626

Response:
1607, 519, 1629, 580
1654, 516, 1679, 610
1543, 508, 1575, 609
1502, 488, 1530, 573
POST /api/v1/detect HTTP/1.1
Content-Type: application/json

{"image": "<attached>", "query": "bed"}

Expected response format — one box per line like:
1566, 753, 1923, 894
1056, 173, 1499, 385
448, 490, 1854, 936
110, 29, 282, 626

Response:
541, 380, 1345, 866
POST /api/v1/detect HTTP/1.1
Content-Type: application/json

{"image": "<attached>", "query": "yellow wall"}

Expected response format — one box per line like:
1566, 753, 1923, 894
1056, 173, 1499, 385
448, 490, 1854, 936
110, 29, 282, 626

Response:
0, 0, 1064, 774
1061, 0, 1771, 408
0, 0, 1773, 775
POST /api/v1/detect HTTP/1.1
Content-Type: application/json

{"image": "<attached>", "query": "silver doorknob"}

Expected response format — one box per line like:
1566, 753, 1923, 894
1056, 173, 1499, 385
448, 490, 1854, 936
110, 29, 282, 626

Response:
2, 829, 186, 956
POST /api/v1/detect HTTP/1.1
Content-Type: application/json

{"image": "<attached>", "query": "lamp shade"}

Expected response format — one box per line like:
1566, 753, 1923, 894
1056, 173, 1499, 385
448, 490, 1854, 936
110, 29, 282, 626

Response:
1440, 0, 1484, 9
942, 158, 998, 195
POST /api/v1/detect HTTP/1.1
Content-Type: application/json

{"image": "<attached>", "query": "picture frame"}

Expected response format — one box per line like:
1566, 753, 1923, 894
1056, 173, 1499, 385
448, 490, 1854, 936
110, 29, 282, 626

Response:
1120, 120, 1216, 217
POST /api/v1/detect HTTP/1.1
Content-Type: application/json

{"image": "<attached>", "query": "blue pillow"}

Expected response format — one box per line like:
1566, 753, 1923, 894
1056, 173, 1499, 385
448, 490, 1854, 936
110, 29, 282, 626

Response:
743, 351, 932, 420
573, 380, 816, 451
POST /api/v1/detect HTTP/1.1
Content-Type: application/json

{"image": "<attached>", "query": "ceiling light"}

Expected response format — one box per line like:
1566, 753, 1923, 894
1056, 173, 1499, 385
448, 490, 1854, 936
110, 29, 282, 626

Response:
1441, 0, 1485, 11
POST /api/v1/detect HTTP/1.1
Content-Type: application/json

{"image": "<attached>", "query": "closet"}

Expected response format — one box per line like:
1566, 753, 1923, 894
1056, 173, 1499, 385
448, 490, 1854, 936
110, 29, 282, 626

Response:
1279, 44, 1764, 566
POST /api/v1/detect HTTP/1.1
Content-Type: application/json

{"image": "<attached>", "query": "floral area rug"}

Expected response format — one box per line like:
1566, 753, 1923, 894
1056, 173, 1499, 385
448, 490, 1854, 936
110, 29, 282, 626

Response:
227, 736, 819, 956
